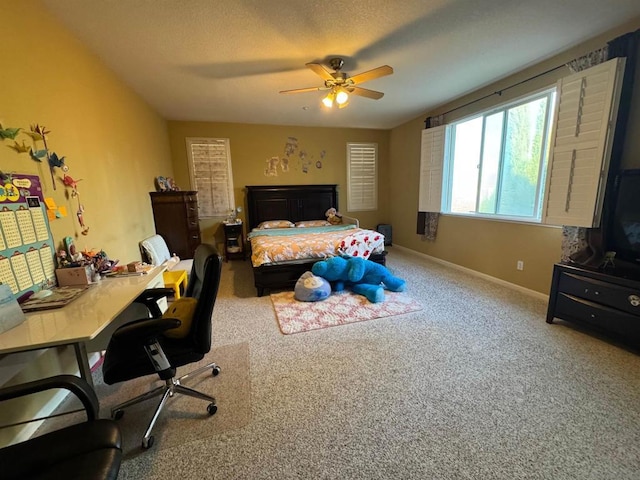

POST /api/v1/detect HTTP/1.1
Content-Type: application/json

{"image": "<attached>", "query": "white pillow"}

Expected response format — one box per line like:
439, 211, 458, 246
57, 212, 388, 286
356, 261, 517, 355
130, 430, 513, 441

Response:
257, 220, 295, 229
295, 220, 331, 228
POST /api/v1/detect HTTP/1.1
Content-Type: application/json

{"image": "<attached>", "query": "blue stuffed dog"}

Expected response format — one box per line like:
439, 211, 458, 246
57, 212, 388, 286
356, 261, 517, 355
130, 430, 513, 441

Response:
311, 255, 406, 303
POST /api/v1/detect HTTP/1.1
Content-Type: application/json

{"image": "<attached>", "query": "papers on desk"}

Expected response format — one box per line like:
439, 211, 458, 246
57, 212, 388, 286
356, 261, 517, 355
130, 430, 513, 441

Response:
103, 263, 154, 278
20, 285, 93, 312
104, 270, 148, 278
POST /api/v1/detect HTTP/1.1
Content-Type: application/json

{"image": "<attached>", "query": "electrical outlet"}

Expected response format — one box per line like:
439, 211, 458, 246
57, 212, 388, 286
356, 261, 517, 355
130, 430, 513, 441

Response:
517, 260, 524, 271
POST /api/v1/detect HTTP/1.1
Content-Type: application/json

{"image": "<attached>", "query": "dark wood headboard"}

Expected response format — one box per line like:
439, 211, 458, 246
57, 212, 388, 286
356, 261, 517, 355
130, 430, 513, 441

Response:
245, 184, 338, 230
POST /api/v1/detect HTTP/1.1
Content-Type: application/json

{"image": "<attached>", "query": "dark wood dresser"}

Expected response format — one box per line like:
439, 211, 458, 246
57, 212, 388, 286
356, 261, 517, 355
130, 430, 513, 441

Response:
546, 263, 640, 347
149, 191, 201, 259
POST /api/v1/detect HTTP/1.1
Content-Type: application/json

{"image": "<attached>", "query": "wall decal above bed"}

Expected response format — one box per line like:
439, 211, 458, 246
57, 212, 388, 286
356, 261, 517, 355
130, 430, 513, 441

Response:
263, 137, 326, 176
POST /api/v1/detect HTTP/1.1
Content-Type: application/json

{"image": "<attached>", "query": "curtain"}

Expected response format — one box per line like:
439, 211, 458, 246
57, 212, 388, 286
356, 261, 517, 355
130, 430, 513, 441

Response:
565, 46, 608, 73
424, 114, 445, 129
416, 211, 440, 241
417, 114, 445, 241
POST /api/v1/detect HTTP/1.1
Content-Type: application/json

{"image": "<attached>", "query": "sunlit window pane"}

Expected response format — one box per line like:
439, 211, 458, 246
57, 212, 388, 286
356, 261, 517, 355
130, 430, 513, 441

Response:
497, 98, 548, 216
478, 112, 503, 214
450, 117, 482, 213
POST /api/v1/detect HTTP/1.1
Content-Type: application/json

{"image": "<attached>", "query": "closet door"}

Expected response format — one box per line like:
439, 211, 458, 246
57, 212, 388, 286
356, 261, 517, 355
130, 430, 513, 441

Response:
542, 57, 626, 227
418, 125, 446, 212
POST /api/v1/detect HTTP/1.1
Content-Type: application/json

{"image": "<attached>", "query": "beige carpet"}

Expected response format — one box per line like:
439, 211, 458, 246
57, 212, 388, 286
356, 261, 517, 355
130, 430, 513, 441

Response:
42, 342, 251, 458
271, 290, 423, 334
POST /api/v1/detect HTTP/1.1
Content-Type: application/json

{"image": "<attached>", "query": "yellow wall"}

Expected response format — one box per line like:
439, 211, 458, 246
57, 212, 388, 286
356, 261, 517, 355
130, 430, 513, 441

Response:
167, 121, 390, 246
0, 0, 174, 445
1, 0, 173, 263
390, 17, 640, 294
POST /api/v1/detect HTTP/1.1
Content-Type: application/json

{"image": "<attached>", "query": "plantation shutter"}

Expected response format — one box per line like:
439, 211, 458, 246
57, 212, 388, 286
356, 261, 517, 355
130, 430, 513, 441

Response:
542, 57, 625, 227
418, 125, 446, 212
186, 138, 235, 218
347, 143, 378, 211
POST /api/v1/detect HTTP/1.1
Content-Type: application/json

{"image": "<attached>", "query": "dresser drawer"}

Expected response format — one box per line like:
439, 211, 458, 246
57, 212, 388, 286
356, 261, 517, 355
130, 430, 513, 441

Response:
186, 215, 199, 230
558, 272, 640, 316
555, 293, 640, 340
187, 228, 201, 251
185, 201, 199, 219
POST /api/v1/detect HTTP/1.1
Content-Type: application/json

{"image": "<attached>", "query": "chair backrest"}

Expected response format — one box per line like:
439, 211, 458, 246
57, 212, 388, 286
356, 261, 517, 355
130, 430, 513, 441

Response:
139, 234, 172, 266
185, 243, 222, 354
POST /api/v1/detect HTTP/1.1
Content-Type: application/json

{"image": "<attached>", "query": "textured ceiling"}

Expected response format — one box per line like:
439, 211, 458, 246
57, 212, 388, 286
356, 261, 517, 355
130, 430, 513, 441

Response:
42, 0, 640, 129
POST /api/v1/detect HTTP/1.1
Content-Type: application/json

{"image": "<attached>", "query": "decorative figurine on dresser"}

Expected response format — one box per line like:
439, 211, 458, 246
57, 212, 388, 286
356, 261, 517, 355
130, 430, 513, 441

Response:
149, 191, 201, 259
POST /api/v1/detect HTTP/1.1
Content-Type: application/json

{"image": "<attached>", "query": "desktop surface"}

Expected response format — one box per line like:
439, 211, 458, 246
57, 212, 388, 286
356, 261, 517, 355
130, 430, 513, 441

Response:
0, 266, 164, 354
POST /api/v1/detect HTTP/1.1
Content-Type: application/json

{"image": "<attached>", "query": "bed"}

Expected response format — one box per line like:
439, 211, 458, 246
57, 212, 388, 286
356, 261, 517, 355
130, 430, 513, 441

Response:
246, 184, 387, 296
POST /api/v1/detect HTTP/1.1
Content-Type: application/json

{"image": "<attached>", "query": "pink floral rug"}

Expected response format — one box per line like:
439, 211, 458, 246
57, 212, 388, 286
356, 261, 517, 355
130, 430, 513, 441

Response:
270, 290, 423, 334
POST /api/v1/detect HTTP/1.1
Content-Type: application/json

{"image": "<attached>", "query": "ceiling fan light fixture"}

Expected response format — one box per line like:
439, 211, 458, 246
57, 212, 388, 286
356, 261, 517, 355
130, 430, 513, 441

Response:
338, 99, 350, 109
322, 91, 336, 108
336, 89, 349, 105
281, 58, 392, 108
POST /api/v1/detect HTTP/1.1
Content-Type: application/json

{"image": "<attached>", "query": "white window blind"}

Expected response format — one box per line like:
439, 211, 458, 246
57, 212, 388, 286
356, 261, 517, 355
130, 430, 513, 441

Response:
542, 57, 625, 227
347, 143, 378, 212
419, 125, 446, 212
186, 138, 235, 218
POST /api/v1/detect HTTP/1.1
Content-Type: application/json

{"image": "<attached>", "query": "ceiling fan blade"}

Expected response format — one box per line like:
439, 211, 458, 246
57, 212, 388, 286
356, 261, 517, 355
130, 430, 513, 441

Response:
306, 62, 335, 81
348, 65, 393, 85
349, 86, 385, 100
279, 86, 323, 94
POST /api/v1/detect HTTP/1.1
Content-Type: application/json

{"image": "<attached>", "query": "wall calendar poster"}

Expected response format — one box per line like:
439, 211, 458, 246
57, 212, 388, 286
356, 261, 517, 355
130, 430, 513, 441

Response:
0, 174, 56, 300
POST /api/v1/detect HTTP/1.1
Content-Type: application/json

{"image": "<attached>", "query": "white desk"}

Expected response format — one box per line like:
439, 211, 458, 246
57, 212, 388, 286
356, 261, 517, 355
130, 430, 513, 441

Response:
0, 266, 165, 387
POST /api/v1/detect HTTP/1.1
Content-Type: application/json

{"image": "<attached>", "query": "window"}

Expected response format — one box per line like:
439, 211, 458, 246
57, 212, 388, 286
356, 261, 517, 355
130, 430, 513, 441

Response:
185, 138, 235, 218
419, 57, 625, 228
443, 89, 556, 222
347, 143, 378, 211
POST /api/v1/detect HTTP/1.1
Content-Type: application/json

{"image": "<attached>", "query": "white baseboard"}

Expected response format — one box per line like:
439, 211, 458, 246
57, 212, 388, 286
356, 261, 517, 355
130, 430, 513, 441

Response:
391, 244, 549, 302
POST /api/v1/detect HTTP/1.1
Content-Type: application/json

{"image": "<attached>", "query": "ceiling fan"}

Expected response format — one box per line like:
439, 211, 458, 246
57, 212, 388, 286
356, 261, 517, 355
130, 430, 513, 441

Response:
279, 58, 393, 108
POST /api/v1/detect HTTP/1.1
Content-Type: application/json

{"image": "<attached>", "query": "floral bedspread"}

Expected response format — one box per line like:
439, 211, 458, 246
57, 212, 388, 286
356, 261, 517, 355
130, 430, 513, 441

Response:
249, 227, 385, 267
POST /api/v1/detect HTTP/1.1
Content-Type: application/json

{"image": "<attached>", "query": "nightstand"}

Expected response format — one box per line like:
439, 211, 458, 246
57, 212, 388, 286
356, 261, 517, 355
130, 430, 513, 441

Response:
223, 221, 245, 261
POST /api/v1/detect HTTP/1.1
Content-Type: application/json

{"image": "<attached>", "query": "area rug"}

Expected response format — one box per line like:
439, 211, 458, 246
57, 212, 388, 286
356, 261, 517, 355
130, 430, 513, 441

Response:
38, 342, 251, 458
271, 290, 423, 334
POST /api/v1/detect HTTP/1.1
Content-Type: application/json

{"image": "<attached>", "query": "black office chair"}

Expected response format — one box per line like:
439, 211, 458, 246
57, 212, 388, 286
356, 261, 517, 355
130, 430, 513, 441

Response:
102, 243, 223, 449
0, 375, 122, 480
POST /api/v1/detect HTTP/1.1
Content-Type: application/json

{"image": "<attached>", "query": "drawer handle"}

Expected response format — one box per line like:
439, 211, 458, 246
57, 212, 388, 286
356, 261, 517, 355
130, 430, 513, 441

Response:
629, 295, 640, 307
590, 314, 596, 319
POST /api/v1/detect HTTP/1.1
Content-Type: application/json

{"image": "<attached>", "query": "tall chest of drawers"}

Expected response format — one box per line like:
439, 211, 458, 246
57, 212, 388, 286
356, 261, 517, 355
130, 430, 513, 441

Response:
547, 263, 640, 347
149, 191, 201, 259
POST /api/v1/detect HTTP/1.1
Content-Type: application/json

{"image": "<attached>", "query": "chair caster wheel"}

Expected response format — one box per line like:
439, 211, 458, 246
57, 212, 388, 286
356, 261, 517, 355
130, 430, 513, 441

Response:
113, 410, 124, 420
212, 365, 221, 376
207, 403, 217, 415
142, 436, 154, 449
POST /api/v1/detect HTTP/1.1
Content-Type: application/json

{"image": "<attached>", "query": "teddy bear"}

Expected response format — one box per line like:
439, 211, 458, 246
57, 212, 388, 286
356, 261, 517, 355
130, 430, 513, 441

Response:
325, 207, 343, 225
311, 255, 406, 303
